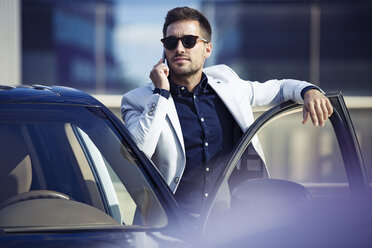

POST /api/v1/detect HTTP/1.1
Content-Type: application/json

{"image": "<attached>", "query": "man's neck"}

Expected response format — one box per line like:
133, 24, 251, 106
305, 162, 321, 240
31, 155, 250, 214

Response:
170, 71, 203, 93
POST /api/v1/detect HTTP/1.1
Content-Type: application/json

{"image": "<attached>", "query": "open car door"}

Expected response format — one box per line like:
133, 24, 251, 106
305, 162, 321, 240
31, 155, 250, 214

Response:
199, 92, 371, 247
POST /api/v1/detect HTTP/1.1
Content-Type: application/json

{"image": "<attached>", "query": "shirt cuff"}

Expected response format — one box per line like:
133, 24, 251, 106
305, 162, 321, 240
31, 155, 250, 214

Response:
153, 88, 170, 99
301, 86, 320, 99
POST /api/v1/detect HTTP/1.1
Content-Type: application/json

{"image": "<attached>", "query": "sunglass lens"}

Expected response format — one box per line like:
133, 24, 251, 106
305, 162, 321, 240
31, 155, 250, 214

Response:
182, 36, 197, 48
164, 37, 178, 50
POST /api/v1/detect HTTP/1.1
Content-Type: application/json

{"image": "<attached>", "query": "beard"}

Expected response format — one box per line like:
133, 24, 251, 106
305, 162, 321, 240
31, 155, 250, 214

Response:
168, 55, 204, 78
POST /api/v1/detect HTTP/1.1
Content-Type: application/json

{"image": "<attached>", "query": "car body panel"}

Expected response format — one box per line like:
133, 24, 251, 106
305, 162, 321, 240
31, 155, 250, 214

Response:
1, 229, 188, 248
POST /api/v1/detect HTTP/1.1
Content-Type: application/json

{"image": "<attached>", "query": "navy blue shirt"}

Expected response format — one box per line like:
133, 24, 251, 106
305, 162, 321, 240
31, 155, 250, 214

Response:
169, 74, 238, 215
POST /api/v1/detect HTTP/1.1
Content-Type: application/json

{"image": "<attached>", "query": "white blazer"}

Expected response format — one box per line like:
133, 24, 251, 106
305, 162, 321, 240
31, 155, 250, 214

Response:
121, 64, 314, 193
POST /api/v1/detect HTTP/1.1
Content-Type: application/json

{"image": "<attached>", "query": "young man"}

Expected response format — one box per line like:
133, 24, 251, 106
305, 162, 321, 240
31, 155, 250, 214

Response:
121, 7, 333, 216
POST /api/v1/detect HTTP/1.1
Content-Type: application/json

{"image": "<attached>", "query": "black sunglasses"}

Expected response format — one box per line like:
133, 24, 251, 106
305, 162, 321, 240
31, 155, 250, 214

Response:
161, 35, 208, 50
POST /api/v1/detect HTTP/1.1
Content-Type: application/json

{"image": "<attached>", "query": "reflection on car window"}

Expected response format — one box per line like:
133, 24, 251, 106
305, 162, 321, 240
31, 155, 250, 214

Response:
0, 103, 167, 229
257, 109, 348, 198
75, 126, 139, 225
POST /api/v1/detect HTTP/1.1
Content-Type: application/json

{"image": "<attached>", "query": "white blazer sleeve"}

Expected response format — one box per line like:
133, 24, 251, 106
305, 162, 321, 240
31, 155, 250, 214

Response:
121, 86, 170, 157
207, 65, 320, 107
248, 78, 315, 107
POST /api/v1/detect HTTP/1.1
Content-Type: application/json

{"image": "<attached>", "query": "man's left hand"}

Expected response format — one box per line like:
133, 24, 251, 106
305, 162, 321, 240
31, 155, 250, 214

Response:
303, 89, 333, 126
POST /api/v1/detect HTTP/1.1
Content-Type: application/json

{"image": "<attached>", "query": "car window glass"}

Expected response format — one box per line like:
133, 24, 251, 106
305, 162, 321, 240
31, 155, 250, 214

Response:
104, 160, 137, 225
0, 103, 167, 229
256, 109, 349, 198
75, 127, 137, 225
202, 106, 350, 238
72, 118, 169, 228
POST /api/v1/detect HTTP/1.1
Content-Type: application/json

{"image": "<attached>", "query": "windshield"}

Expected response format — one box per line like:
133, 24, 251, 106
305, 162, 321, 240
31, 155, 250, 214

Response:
0, 103, 167, 231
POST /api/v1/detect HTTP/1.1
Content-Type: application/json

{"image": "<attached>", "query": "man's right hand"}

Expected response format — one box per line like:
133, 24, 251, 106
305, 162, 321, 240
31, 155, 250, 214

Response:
150, 58, 170, 91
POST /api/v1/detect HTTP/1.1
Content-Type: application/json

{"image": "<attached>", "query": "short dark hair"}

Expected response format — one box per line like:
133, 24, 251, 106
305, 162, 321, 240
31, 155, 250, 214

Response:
163, 7, 212, 42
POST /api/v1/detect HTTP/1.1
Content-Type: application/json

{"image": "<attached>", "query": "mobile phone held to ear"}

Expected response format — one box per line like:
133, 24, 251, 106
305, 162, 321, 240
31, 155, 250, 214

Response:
162, 50, 166, 64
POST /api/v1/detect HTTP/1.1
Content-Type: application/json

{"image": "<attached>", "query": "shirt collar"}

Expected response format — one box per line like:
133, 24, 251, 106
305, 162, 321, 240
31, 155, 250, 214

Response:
170, 73, 210, 97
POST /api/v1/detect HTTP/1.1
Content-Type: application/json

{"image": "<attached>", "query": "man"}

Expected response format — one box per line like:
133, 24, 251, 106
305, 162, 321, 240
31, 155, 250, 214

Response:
121, 7, 333, 216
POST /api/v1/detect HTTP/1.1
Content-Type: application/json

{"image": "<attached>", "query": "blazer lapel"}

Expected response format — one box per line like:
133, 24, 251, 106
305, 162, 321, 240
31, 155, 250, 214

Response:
166, 94, 185, 154
207, 76, 253, 132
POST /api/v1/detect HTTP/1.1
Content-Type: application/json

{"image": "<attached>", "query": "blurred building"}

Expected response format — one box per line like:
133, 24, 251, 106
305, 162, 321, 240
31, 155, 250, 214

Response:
0, 0, 21, 85
202, 0, 372, 96
21, 0, 129, 94
200, 0, 372, 182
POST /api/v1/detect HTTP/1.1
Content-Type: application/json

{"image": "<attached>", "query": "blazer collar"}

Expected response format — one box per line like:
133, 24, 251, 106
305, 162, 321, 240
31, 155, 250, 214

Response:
206, 74, 251, 131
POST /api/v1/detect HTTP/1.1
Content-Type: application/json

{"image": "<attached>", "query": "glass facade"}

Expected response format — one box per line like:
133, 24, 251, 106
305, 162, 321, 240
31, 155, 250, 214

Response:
21, 0, 372, 95
22, 0, 123, 93
203, 1, 372, 96
319, 2, 372, 95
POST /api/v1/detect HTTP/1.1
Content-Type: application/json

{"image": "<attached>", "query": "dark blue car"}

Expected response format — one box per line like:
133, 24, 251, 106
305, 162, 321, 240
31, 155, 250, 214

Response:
0, 85, 371, 247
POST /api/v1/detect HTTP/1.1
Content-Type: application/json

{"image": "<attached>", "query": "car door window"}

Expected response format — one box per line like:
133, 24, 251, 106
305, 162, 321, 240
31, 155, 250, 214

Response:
256, 109, 349, 199
201, 97, 368, 245
202, 107, 349, 228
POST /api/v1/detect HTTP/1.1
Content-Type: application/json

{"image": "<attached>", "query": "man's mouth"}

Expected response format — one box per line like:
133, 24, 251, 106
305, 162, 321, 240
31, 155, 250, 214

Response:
172, 56, 190, 63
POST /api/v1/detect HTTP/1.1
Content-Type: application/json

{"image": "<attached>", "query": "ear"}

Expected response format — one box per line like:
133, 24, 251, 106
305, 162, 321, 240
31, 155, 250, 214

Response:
204, 42, 212, 59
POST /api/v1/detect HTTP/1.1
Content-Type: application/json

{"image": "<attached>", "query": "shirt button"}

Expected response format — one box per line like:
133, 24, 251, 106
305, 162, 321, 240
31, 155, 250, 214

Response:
205, 142, 209, 147
180, 86, 185, 91
206, 167, 210, 172
200, 117, 205, 122
204, 193, 209, 197
152, 103, 156, 107
174, 177, 179, 183
193, 95, 196, 99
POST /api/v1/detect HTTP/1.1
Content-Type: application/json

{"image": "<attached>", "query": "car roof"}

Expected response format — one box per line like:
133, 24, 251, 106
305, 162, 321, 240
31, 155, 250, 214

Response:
0, 85, 102, 106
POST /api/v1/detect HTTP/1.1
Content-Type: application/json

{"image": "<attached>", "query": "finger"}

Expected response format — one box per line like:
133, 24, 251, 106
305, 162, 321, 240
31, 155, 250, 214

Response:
308, 102, 319, 126
163, 65, 169, 77
321, 100, 329, 122
150, 65, 167, 79
151, 63, 167, 77
302, 108, 309, 124
326, 99, 333, 117
314, 100, 325, 126
153, 58, 164, 68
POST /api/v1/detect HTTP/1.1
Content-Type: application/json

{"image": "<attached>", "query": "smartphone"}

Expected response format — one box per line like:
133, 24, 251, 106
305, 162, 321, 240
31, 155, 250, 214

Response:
162, 50, 166, 64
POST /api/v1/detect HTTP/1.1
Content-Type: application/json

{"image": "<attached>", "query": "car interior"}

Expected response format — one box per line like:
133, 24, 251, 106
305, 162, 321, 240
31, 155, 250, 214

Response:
0, 124, 118, 230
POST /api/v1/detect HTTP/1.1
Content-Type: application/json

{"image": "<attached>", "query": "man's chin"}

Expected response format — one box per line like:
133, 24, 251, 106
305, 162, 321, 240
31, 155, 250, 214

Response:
170, 66, 199, 77
170, 67, 190, 76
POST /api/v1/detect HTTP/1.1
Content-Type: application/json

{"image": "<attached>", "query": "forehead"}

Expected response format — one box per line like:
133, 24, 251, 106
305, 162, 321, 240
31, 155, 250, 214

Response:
166, 20, 201, 37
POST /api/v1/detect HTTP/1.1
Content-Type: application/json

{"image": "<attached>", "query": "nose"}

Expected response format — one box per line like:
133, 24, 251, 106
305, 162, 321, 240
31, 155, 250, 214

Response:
174, 39, 186, 53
